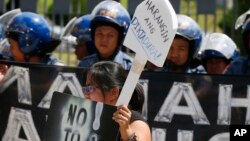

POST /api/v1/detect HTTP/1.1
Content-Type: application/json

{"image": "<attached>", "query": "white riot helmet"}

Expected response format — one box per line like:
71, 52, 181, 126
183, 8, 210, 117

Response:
200, 33, 239, 61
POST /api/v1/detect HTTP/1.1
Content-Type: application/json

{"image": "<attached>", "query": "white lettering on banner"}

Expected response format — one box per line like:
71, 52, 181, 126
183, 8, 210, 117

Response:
218, 84, 250, 125
2, 107, 40, 141
178, 130, 193, 141
145, 0, 169, 42
130, 17, 162, 61
152, 128, 166, 141
154, 82, 210, 125
217, 84, 232, 125
2, 66, 250, 140
209, 133, 229, 141
151, 128, 229, 141
38, 72, 83, 109
0, 68, 83, 109
0, 66, 32, 105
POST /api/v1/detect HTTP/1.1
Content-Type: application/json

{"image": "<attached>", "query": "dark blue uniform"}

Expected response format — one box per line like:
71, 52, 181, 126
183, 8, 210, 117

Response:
40, 55, 65, 66
224, 56, 250, 75
78, 51, 133, 70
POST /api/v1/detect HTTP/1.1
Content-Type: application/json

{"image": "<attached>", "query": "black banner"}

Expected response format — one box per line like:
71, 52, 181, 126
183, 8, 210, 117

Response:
142, 72, 248, 140
0, 61, 249, 141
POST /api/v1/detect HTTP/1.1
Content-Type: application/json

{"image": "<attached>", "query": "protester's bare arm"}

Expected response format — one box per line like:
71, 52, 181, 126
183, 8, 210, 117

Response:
112, 105, 151, 141
129, 120, 151, 141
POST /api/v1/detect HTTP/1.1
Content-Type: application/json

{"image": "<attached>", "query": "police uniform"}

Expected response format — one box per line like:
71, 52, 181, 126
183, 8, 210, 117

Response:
40, 55, 65, 66
226, 10, 250, 75
224, 56, 250, 75
187, 65, 207, 74
155, 65, 206, 74
78, 51, 132, 70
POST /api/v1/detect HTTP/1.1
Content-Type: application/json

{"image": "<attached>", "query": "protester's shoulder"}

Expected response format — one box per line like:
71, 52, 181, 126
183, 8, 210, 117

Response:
130, 110, 150, 135
78, 54, 98, 67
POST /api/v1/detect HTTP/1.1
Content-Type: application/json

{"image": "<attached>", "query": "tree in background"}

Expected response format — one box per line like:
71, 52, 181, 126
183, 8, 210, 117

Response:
220, 0, 250, 55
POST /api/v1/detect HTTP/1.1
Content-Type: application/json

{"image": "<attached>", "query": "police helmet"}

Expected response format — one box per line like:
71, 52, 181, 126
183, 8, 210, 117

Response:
6, 12, 51, 55
235, 9, 250, 54
71, 14, 92, 43
90, 0, 131, 45
201, 33, 239, 61
176, 14, 203, 57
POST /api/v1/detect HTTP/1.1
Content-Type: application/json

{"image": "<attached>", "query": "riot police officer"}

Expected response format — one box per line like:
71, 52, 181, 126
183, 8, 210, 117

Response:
78, 0, 132, 70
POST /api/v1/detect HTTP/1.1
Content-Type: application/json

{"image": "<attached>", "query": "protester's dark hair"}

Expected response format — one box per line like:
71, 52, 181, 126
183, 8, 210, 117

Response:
130, 83, 145, 113
87, 61, 127, 90
87, 61, 145, 112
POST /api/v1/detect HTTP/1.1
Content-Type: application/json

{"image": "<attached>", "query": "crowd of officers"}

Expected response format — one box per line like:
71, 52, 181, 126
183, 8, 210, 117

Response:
0, 0, 250, 140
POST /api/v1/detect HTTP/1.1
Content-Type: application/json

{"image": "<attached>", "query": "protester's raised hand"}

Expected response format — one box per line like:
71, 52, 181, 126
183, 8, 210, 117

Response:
112, 105, 134, 140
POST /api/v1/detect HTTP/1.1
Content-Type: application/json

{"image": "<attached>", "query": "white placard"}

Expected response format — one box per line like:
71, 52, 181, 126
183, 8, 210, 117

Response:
116, 0, 177, 106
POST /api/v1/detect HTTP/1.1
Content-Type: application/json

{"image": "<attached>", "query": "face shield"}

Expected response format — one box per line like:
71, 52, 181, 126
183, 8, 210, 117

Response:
60, 17, 78, 45
0, 39, 11, 59
0, 9, 21, 33
201, 33, 239, 60
235, 9, 250, 30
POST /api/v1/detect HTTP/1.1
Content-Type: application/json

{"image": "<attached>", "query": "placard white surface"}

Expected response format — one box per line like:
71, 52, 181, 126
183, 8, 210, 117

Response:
116, 0, 177, 106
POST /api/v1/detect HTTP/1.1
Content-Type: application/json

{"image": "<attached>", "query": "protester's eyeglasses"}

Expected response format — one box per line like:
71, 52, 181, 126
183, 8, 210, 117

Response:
82, 85, 97, 93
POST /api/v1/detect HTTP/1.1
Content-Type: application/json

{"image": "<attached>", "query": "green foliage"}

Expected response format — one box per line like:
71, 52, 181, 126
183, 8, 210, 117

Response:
37, 0, 53, 14
219, 0, 250, 55
71, 0, 87, 16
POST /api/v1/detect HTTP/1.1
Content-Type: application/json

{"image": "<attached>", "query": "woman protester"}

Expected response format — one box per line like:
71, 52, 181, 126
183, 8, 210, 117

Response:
83, 61, 151, 141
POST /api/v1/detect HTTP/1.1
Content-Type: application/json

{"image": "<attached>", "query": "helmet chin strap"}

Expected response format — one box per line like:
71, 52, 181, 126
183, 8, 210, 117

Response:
23, 48, 43, 63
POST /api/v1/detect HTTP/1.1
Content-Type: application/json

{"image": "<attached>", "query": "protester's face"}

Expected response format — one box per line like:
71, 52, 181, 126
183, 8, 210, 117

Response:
167, 38, 189, 66
8, 38, 25, 62
205, 58, 228, 74
84, 75, 117, 105
74, 42, 88, 60
94, 26, 119, 59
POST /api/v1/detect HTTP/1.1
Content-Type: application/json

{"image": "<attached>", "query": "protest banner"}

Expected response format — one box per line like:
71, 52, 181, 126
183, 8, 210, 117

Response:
42, 92, 119, 141
140, 72, 249, 140
0, 61, 86, 140
0, 62, 249, 141
116, 0, 177, 106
